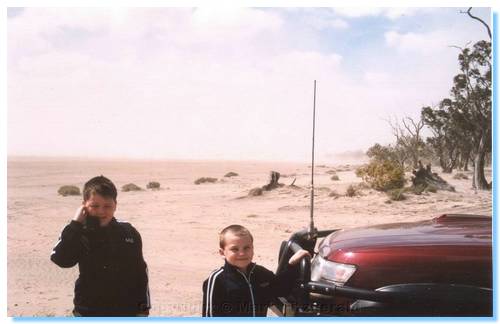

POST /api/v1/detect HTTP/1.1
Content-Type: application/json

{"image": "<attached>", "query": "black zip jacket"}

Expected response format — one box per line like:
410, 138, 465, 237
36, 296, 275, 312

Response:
50, 218, 151, 316
202, 261, 297, 317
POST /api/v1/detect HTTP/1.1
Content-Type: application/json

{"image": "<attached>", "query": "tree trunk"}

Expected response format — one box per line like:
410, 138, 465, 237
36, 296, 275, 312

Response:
263, 171, 282, 191
463, 154, 469, 171
473, 135, 490, 190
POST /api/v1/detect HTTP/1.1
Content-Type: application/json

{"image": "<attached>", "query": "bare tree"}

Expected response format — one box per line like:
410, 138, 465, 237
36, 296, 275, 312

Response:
386, 116, 426, 169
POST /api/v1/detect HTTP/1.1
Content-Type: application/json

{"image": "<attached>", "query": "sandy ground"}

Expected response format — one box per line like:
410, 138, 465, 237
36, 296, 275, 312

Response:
7, 157, 492, 317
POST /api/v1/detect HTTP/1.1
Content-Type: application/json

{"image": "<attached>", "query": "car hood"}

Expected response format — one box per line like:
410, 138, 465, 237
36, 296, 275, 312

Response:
317, 214, 492, 289
320, 214, 491, 256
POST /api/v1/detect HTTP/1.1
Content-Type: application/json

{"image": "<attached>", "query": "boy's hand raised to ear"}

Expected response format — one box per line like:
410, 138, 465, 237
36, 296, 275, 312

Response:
288, 249, 311, 265
73, 205, 88, 224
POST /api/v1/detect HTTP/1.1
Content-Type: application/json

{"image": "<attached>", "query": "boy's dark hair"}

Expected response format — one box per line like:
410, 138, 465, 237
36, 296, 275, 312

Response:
83, 175, 117, 202
219, 225, 253, 249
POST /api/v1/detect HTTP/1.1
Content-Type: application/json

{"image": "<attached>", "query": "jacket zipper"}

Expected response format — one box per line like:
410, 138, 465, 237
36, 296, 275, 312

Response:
237, 264, 257, 316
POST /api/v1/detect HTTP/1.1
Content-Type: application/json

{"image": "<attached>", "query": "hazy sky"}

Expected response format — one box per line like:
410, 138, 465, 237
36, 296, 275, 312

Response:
7, 6, 493, 162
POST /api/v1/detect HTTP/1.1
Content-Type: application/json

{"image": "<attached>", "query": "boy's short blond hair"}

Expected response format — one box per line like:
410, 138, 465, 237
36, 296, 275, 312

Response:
219, 225, 254, 249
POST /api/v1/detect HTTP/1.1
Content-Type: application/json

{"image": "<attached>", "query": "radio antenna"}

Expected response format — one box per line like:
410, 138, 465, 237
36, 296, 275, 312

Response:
309, 80, 317, 238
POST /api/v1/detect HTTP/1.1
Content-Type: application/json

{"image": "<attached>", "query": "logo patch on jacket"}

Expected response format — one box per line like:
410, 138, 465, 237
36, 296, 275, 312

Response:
125, 237, 135, 243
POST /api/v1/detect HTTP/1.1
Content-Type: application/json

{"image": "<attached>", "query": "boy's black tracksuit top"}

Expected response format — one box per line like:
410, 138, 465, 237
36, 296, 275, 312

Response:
50, 218, 151, 316
202, 260, 296, 317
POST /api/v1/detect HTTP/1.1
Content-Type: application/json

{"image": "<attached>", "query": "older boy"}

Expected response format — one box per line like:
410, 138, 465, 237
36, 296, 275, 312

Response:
51, 176, 151, 316
202, 224, 309, 317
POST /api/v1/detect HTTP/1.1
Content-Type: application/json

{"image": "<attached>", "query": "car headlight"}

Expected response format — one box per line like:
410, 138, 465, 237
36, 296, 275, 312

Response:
310, 255, 356, 286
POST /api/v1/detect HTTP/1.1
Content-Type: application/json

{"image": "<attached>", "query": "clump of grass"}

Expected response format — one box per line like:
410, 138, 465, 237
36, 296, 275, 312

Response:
329, 191, 340, 199
387, 188, 407, 201
194, 177, 218, 185
58, 185, 81, 197
247, 214, 258, 218
224, 172, 239, 177
122, 183, 142, 192
331, 175, 340, 181
453, 173, 469, 180
345, 185, 358, 197
248, 187, 263, 196
146, 181, 161, 190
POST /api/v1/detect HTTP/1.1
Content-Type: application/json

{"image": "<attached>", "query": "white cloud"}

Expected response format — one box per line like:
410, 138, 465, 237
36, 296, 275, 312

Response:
7, 7, 490, 161
384, 28, 480, 55
311, 17, 349, 30
333, 7, 419, 19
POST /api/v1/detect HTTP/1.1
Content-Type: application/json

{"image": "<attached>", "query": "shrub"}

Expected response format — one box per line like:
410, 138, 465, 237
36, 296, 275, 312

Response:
224, 172, 239, 177
355, 160, 406, 191
58, 185, 81, 197
345, 185, 358, 197
387, 188, 407, 201
146, 181, 161, 190
122, 183, 142, 192
330, 175, 340, 181
194, 177, 218, 185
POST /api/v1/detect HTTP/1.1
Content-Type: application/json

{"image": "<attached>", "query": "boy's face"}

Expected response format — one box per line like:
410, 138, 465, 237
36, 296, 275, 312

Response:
84, 193, 116, 226
219, 232, 254, 272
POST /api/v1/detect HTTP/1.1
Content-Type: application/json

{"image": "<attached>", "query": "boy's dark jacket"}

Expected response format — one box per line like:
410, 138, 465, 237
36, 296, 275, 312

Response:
202, 260, 297, 317
51, 218, 151, 316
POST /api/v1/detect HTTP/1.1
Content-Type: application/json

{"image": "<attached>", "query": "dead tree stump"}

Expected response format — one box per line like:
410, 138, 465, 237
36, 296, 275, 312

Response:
411, 162, 455, 192
262, 171, 283, 191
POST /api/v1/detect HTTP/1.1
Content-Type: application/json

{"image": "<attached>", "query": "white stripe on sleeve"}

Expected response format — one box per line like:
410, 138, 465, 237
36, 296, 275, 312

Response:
206, 268, 223, 317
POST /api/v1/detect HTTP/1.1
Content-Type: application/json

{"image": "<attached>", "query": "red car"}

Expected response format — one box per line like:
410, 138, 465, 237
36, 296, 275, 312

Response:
272, 214, 492, 316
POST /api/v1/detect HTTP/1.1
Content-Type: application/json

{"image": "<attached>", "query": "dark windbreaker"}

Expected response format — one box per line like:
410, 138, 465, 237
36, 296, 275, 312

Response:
51, 218, 151, 316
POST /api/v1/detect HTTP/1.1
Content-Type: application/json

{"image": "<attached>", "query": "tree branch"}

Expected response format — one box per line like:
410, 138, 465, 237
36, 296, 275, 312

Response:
461, 7, 491, 40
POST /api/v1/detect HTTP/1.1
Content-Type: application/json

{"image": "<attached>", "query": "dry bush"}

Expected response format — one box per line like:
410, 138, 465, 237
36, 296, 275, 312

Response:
330, 175, 340, 181
146, 181, 161, 190
224, 172, 239, 178
194, 177, 218, 185
122, 183, 142, 192
58, 185, 81, 197
355, 160, 405, 191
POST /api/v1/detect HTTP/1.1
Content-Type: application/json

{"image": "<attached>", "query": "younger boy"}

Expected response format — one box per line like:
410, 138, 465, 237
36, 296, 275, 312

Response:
202, 224, 309, 317
51, 175, 151, 316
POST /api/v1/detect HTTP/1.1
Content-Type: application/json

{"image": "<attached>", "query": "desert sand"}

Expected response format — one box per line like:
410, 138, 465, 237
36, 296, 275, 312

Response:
7, 157, 492, 317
